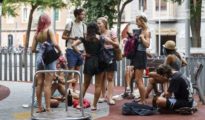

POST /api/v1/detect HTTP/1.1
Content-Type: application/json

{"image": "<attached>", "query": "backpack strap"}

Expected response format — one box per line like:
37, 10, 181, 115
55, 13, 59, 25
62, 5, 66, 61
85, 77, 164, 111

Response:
65, 21, 73, 47
82, 22, 86, 39
47, 30, 52, 43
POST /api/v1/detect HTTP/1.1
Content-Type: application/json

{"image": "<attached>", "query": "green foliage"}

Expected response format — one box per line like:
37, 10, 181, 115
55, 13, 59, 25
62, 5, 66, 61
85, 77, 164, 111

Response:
83, 0, 118, 28
70, 0, 82, 7
2, 0, 67, 16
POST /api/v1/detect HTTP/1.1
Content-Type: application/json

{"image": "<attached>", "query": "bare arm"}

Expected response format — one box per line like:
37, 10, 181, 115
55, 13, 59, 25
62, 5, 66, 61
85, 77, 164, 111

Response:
49, 29, 62, 54
62, 30, 70, 40
140, 31, 150, 48
31, 36, 37, 53
104, 33, 119, 48
164, 55, 175, 65
71, 39, 82, 54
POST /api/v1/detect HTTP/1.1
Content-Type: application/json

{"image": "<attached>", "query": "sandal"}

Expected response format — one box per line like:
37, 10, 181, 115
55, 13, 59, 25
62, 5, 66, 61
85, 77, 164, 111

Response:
108, 99, 115, 105
98, 98, 106, 103
46, 108, 52, 112
36, 107, 46, 113
133, 97, 141, 103
91, 106, 97, 111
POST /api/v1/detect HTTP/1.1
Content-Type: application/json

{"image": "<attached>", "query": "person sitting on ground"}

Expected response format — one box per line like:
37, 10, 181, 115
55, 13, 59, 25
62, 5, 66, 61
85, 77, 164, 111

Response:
154, 64, 196, 113
145, 40, 187, 98
50, 56, 79, 108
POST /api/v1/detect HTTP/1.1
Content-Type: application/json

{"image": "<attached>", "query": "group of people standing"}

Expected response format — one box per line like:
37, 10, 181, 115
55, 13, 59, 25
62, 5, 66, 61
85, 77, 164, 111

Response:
31, 7, 195, 114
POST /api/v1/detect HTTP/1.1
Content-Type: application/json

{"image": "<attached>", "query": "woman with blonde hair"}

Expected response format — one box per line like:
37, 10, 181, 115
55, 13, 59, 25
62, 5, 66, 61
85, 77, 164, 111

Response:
97, 16, 119, 105
132, 14, 150, 104
31, 13, 62, 112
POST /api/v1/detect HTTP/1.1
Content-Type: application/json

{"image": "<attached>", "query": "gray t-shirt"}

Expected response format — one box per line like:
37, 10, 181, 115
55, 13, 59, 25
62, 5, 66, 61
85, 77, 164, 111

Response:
65, 21, 86, 51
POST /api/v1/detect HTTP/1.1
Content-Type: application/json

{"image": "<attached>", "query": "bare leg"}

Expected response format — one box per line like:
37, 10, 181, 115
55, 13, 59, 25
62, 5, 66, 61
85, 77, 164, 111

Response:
100, 72, 106, 99
135, 69, 146, 104
156, 97, 167, 108
51, 83, 58, 95
125, 66, 134, 91
107, 71, 115, 105
145, 77, 155, 98
92, 73, 103, 108
44, 73, 53, 111
72, 66, 81, 92
82, 74, 92, 97
36, 73, 44, 112
57, 83, 66, 97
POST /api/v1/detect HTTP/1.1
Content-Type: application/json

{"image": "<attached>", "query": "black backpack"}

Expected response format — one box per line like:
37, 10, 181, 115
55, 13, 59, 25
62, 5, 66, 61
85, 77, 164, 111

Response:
122, 102, 158, 116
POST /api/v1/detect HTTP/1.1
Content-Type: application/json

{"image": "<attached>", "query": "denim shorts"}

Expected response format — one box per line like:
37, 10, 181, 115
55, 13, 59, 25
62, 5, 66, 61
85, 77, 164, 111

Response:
166, 98, 193, 110
65, 49, 83, 68
36, 52, 56, 70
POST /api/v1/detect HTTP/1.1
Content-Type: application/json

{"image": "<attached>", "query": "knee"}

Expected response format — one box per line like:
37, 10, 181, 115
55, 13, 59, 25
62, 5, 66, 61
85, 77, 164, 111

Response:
156, 97, 162, 105
156, 97, 166, 107
149, 78, 155, 84
107, 76, 113, 82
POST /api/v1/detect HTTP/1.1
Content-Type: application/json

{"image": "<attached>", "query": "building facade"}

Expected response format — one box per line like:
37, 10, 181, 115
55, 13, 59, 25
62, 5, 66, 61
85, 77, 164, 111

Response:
1, 1, 205, 56
123, 0, 205, 55
1, 4, 74, 52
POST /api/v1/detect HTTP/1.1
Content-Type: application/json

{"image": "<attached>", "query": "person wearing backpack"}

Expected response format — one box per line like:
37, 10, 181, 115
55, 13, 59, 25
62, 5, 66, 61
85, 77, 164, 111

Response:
154, 64, 196, 112
31, 13, 62, 113
97, 16, 119, 105
132, 14, 151, 104
62, 8, 87, 93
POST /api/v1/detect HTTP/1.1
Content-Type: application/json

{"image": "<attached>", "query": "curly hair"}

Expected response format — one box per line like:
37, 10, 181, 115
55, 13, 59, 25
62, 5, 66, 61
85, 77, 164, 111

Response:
74, 8, 84, 17
156, 64, 172, 78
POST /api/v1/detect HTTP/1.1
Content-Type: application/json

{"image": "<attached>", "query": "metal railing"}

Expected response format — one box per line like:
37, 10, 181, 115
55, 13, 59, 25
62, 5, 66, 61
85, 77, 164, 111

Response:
0, 47, 205, 94
0, 47, 35, 82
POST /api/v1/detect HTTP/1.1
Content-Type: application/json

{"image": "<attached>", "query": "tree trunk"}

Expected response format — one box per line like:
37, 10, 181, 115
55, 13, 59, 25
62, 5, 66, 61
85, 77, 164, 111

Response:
116, 0, 133, 42
23, 5, 37, 67
25, 6, 36, 49
190, 0, 202, 47
117, 1, 122, 42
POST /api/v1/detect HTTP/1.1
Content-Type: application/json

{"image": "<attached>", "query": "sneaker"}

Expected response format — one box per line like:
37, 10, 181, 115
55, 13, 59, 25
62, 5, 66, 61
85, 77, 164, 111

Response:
175, 107, 197, 115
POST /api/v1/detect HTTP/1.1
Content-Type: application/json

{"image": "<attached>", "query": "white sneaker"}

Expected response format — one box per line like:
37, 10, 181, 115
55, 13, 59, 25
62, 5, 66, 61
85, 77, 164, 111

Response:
192, 101, 197, 107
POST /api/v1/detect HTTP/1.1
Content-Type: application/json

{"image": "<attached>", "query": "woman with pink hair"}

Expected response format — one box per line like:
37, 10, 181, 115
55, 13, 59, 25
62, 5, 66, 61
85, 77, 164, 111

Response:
32, 13, 62, 112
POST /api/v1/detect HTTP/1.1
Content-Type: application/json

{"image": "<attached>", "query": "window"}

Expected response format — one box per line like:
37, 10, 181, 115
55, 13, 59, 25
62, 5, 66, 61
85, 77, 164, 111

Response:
54, 9, 60, 22
22, 7, 29, 22
155, 0, 167, 11
139, 0, 147, 11
153, 0, 176, 20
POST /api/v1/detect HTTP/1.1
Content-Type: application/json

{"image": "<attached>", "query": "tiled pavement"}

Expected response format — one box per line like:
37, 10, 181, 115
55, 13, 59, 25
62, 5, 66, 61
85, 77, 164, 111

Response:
0, 81, 109, 120
1, 81, 205, 120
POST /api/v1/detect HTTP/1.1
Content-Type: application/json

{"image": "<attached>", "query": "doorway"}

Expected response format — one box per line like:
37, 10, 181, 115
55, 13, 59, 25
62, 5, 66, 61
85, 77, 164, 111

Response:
156, 35, 176, 55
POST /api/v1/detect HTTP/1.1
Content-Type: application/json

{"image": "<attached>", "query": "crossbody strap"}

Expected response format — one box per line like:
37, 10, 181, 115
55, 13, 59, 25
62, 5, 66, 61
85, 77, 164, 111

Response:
65, 22, 73, 47
47, 30, 52, 43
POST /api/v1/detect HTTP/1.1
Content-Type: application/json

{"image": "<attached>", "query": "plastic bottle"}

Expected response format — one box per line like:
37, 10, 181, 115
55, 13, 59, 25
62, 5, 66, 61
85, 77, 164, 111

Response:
67, 90, 73, 106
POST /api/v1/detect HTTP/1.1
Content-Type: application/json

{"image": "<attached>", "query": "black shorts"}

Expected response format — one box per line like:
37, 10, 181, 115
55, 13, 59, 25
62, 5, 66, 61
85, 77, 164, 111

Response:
83, 56, 104, 76
132, 51, 147, 69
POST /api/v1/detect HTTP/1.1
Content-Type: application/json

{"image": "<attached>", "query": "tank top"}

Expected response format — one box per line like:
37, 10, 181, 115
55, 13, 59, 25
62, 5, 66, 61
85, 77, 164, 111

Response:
168, 56, 182, 71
